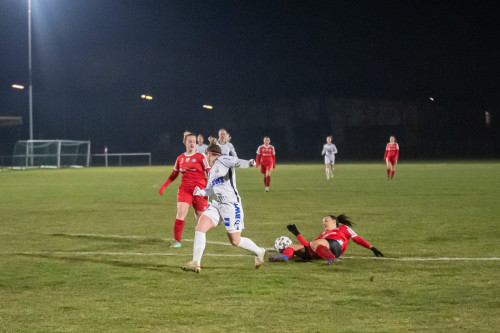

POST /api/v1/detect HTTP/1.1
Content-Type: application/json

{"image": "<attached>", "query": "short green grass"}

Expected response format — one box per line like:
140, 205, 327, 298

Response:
0, 162, 499, 332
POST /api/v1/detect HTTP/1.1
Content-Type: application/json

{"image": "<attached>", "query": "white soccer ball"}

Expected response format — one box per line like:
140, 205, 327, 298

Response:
274, 236, 292, 253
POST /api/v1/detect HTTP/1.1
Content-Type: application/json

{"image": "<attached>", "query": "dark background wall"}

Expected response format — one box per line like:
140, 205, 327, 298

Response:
1, 94, 498, 164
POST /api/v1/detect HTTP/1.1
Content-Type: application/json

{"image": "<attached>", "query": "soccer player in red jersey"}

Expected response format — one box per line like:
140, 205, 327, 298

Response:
158, 131, 210, 248
255, 136, 276, 192
268, 214, 384, 263
384, 136, 399, 179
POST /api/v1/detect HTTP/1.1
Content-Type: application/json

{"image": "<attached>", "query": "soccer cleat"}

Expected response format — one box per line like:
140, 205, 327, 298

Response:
255, 248, 266, 269
268, 254, 289, 262
265, 187, 269, 192
327, 258, 341, 265
181, 261, 200, 273
170, 241, 182, 248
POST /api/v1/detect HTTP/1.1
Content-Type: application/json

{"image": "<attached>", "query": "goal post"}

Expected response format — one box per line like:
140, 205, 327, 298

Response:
12, 140, 91, 169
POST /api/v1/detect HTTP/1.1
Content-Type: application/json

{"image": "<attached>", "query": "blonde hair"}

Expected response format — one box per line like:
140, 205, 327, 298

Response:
207, 136, 222, 154
183, 131, 196, 143
218, 128, 231, 143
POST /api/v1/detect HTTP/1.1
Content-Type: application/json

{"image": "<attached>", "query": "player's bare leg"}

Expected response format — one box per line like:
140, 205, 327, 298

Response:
228, 232, 266, 268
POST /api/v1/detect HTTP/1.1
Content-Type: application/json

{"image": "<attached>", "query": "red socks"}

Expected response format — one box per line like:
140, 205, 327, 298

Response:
315, 245, 336, 260
264, 176, 271, 187
391, 170, 395, 178
174, 219, 185, 242
282, 247, 294, 259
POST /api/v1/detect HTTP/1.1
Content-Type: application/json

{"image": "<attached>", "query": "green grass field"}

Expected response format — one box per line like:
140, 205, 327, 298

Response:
1, 162, 499, 332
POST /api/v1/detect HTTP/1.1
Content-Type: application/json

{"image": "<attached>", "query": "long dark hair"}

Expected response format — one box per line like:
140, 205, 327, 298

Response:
329, 214, 354, 227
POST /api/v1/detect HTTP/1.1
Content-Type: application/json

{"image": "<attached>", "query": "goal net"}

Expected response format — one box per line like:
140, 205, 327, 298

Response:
12, 140, 91, 169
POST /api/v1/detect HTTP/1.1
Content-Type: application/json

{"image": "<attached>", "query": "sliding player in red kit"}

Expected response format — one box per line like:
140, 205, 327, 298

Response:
384, 136, 399, 179
158, 131, 210, 248
255, 136, 276, 192
268, 214, 384, 264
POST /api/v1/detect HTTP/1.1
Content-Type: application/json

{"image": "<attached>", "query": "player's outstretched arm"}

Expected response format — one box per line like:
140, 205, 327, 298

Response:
287, 224, 300, 236
370, 246, 384, 257
234, 158, 255, 168
287, 224, 310, 247
158, 170, 180, 195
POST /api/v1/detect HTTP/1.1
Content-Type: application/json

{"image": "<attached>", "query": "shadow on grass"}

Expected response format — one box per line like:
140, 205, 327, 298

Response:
51, 233, 167, 245
17, 252, 178, 273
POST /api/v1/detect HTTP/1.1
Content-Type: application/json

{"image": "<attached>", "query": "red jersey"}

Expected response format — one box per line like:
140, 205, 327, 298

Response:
255, 145, 276, 168
173, 152, 209, 189
314, 225, 371, 254
384, 142, 399, 160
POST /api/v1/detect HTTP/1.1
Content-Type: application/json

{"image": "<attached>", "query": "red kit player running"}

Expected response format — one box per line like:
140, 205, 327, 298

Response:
384, 136, 399, 179
255, 136, 276, 192
268, 214, 384, 264
158, 131, 210, 248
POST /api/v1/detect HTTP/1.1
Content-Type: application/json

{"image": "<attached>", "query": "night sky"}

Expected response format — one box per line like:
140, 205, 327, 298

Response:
1, 0, 499, 159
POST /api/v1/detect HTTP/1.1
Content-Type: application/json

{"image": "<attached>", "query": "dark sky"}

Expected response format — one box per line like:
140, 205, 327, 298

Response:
1, 0, 499, 155
2, 0, 499, 101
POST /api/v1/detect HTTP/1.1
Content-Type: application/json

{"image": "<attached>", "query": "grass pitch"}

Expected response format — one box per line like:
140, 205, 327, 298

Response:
0, 162, 499, 332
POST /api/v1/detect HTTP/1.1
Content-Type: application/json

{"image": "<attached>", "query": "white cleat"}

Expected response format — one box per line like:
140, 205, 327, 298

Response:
265, 187, 269, 192
181, 260, 200, 273
255, 248, 266, 269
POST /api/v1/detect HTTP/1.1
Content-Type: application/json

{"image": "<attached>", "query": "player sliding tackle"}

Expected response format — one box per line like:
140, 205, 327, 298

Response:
268, 214, 384, 264
181, 137, 266, 273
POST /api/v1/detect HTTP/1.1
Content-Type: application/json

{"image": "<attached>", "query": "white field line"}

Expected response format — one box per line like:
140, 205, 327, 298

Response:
1, 251, 247, 257
52, 233, 234, 246
0, 232, 498, 261
0, 251, 498, 261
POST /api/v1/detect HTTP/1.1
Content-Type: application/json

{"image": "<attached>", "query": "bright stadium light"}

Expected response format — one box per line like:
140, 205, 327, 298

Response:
12, 84, 25, 89
141, 94, 153, 100
202, 105, 213, 109
429, 97, 435, 102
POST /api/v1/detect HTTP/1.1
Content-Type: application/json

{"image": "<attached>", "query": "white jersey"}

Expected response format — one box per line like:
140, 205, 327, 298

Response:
217, 141, 237, 157
196, 144, 208, 155
195, 156, 251, 203
322, 143, 338, 156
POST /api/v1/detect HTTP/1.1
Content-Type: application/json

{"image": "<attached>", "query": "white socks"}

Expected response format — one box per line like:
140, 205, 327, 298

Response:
193, 231, 206, 266
237, 237, 262, 256
193, 233, 263, 266
326, 167, 330, 178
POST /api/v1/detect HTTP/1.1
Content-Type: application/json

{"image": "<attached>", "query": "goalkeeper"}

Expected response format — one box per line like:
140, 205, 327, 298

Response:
269, 214, 384, 264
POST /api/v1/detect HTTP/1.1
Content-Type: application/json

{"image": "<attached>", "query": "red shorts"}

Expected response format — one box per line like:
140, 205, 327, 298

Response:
177, 187, 208, 212
386, 156, 397, 165
260, 163, 273, 174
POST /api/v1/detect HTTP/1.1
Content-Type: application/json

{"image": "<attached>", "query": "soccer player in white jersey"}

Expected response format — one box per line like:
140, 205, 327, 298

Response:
215, 128, 237, 157
181, 138, 266, 273
321, 136, 338, 180
195, 134, 208, 155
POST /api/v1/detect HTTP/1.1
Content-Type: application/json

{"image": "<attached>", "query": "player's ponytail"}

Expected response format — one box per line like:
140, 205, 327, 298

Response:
207, 136, 222, 155
183, 131, 196, 143
330, 214, 354, 227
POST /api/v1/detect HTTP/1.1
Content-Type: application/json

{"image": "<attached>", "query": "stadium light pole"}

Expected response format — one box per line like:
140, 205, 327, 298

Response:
28, 0, 34, 141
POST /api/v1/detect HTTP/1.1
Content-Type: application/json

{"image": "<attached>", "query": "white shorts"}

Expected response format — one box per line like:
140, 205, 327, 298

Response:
201, 201, 244, 233
324, 154, 335, 165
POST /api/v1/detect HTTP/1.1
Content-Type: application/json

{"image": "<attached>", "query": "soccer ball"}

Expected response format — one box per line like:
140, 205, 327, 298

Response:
274, 236, 292, 253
